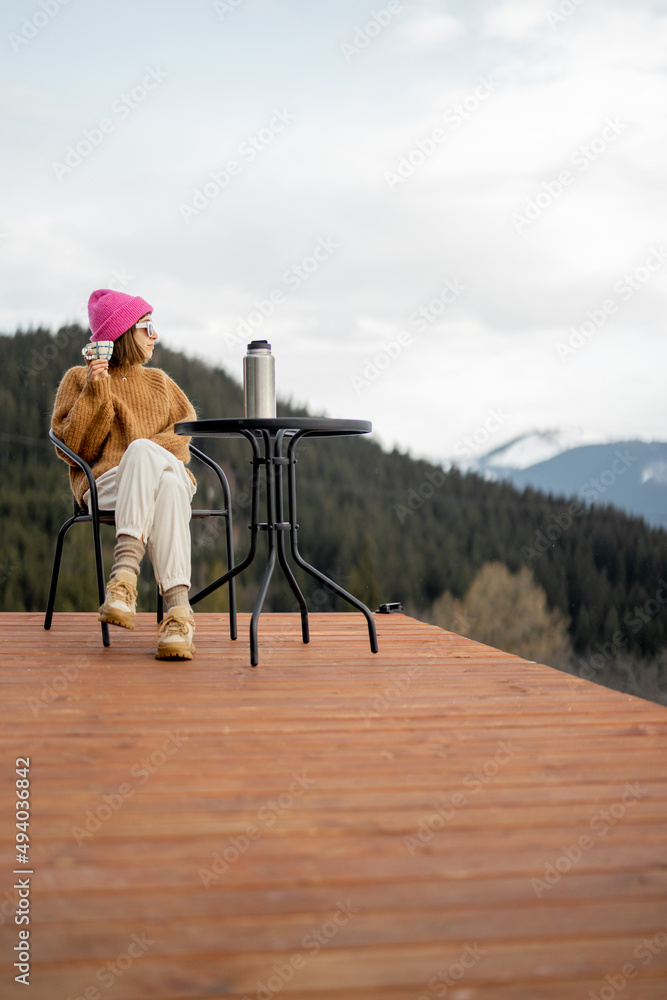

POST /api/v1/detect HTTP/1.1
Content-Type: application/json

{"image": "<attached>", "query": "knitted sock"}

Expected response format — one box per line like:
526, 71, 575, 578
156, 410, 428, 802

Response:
163, 585, 191, 613
111, 534, 145, 580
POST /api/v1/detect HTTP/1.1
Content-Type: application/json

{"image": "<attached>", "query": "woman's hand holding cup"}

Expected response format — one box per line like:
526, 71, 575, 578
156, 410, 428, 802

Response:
82, 340, 113, 381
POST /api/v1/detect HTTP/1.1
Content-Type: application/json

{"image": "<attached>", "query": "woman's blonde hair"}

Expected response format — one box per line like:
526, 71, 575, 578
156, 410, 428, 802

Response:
108, 326, 147, 368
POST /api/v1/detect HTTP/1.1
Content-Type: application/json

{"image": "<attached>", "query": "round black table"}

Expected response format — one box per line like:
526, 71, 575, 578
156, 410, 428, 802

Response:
175, 417, 378, 666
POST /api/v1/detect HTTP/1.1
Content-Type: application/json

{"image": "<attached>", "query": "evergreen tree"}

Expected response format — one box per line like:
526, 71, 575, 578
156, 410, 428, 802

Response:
1, 323, 666, 700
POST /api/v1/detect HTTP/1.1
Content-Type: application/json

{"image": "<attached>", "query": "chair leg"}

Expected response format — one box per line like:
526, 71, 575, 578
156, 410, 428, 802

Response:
91, 517, 110, 647
225, 515, 237, 641
157, 587, 164, 623
44, 516, 77, 630
45, 515, 110, 646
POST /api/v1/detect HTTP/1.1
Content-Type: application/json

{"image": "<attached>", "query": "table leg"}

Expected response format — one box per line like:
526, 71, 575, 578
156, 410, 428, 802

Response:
273, 430, 309, 646
286, 433, 378, 654
250, 544, 276, 667
246, 430, 282, 666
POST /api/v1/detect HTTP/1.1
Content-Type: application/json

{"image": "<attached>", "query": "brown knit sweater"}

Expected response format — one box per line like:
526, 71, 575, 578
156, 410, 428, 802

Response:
51, 363, 197, 506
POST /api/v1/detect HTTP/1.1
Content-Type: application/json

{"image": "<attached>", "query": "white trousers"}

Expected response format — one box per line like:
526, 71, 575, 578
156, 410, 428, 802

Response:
83, 439, 196, 593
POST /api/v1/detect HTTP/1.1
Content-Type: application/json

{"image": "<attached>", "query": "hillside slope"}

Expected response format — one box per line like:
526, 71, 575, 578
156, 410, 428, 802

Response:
470, 432, 667, 530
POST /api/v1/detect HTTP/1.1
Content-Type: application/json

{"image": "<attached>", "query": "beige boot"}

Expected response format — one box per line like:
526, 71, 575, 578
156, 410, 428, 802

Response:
155, 607, 195, 660
98, 570, 137, 630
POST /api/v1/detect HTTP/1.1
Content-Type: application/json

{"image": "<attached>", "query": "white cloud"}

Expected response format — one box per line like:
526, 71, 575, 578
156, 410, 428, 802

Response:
482, 0, 550, 40
396, 10, 465, 49
2, 0, 667, 456
551, 5, 667, 73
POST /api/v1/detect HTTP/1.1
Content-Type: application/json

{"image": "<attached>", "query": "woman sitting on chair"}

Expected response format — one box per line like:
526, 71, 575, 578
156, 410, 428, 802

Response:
51, 288, 198, 660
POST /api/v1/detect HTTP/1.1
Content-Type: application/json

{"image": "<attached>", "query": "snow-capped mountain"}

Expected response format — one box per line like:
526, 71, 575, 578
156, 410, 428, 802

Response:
455, 431, 667, 530
473, 427, 610, 470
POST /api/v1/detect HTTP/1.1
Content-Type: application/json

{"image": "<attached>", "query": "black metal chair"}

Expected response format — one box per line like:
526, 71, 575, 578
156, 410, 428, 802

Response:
44, 429, 237, 647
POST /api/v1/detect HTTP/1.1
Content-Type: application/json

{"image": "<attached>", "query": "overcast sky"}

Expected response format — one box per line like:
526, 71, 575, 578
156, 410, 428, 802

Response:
2, 0, 666, 463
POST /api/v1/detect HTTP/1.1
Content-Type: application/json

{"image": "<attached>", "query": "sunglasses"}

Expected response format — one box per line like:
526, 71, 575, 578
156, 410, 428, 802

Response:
136, 320, 156, 336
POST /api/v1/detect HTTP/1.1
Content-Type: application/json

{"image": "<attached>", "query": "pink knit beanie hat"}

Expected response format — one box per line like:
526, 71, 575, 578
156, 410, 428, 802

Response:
88, 289, 153, 342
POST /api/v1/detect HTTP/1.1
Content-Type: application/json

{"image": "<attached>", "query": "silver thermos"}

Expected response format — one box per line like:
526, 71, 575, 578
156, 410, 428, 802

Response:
243, 340, 276, 418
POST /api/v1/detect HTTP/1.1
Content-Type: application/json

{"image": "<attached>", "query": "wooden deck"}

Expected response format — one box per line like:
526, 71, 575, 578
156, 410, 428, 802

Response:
1, 611, 667, 1000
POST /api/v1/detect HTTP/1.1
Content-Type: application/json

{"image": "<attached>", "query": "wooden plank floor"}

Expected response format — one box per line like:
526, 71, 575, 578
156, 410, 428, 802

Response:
1, 611, 667, 1000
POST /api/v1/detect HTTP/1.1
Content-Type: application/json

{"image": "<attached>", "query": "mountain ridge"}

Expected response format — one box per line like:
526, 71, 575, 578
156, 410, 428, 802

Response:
461, 431, 667, 530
